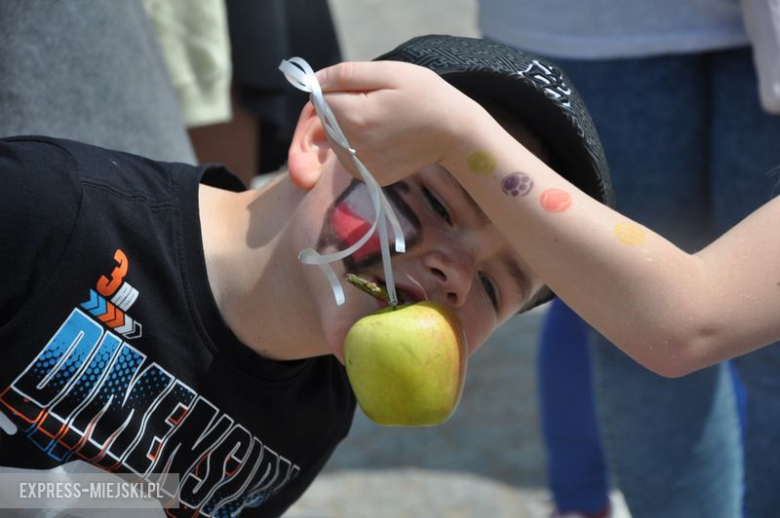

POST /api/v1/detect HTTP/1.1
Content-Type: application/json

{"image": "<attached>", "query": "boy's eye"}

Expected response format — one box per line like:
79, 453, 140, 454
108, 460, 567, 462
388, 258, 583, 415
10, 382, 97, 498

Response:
421, 186, 452, 224
479, 272, 499, 312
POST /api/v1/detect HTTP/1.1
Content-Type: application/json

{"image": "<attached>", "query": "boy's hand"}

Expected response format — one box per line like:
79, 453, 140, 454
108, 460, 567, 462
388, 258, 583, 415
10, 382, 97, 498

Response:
315, 61, 480, 185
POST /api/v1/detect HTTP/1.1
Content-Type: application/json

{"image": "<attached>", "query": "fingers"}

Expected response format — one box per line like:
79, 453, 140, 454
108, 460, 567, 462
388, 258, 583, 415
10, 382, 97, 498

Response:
316, 61, 407, 92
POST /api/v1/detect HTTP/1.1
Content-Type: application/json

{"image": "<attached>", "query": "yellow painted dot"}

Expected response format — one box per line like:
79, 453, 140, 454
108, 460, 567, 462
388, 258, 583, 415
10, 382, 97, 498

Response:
467, 150, 497, 176
614, 222, 645, 246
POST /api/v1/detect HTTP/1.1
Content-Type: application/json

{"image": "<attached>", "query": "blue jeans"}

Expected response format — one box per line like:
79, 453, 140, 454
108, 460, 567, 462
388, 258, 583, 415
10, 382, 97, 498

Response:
552, 48, 780, 518
539, 297, 747, 514
538, 298, 609, 513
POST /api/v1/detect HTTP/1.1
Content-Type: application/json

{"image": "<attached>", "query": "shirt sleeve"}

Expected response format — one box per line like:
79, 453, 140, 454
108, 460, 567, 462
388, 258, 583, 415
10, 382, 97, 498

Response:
0, 137, 81, 328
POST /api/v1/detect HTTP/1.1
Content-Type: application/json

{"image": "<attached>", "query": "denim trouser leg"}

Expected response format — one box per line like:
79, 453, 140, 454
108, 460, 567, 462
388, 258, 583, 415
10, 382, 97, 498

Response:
590, 335, 742, 517
550, 47, 780, 517
538, 298, 609, 513
710, 49, 780, 517
734, 345, 780, 516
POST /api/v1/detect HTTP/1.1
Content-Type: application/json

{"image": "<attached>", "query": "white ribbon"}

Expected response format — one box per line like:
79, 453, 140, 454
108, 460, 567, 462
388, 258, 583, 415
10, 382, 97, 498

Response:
279, 57, 405, 306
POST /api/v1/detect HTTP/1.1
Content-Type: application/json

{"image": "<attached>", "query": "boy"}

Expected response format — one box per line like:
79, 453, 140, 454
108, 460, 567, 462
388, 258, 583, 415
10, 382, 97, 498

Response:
0, 35, 611, 516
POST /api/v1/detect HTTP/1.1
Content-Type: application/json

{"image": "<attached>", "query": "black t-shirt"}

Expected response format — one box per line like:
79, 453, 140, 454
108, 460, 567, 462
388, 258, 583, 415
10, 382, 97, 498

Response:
0, 137, 356, 517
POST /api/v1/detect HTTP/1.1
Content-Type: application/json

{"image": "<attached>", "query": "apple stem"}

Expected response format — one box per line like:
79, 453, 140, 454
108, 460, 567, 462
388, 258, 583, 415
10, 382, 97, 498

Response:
345, 273, 393, 305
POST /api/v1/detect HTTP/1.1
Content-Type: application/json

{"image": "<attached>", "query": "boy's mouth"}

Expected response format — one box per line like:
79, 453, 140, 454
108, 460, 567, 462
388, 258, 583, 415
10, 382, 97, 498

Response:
369, 277, 425, 308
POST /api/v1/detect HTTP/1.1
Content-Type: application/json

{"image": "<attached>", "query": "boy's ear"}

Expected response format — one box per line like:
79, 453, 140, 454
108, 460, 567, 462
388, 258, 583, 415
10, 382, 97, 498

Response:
288, 102, 332, 190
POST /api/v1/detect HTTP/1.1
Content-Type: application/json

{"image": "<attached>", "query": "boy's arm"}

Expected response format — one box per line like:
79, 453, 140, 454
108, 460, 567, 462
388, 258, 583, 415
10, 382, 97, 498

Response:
317, 61, 780, 376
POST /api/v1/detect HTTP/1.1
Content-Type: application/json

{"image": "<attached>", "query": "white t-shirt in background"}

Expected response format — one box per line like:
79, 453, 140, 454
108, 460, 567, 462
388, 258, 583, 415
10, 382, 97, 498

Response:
478, 0, 749, 59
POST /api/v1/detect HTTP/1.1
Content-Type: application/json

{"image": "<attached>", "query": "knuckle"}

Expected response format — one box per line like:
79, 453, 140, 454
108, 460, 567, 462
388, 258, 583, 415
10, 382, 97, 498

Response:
337, 62, 357, 86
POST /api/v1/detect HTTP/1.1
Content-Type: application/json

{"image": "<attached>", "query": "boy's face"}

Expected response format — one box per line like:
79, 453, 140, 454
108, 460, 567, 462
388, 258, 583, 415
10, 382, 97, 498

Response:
294, 158, 543, 363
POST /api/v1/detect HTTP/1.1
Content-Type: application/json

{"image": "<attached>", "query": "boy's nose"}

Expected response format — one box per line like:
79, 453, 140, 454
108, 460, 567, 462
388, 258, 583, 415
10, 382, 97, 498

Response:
422, 250, 474, 308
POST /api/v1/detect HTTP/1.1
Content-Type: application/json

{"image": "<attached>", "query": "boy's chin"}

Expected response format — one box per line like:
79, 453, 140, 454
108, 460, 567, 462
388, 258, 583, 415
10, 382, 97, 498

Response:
322, 302, 378, 365
328, 340, 346, 365
322, 313, 353, 365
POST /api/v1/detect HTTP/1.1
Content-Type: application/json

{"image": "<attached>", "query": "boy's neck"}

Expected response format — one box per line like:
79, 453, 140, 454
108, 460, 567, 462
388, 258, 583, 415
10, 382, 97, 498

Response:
198, 177, 328, 361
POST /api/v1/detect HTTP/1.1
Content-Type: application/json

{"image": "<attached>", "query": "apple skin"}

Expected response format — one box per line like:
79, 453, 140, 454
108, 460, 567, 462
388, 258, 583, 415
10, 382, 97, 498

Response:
343, 300, 468, 426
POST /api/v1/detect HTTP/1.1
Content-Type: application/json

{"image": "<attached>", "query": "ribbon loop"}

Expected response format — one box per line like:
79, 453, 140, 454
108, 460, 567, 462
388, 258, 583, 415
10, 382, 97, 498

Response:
279, 58, 405, 306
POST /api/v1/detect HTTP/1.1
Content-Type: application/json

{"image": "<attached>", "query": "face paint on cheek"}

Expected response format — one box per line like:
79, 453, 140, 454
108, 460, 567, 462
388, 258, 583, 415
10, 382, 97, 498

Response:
317, 180, 422, 269
331, 203, 380, 262
614, 221, 646, 246
539, 188, 572, 213
467, 150, 497, 177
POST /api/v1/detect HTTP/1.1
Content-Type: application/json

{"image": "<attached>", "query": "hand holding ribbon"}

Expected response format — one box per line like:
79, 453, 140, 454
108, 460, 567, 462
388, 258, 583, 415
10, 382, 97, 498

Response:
279, 57, 406, 306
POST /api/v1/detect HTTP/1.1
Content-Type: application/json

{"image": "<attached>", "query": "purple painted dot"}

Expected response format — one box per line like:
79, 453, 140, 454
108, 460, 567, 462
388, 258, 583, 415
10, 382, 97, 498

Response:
501, 172, 533, 197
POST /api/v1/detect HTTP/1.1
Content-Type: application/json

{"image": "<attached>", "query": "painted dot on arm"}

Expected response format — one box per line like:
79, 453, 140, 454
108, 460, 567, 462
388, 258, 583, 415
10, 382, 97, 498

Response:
467, 151, 497, 177
539, 188, 572, 213
501, 172, 533, 197
614, 221, 646, 246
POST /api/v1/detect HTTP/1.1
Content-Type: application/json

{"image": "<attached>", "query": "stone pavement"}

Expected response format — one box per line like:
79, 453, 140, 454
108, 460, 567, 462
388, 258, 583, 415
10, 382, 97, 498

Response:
285, 2, 633, 517
287, 470, 551, 518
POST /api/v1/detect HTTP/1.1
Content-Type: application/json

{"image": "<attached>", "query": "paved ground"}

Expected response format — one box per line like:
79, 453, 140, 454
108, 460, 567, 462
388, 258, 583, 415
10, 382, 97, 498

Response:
287, 3, 633, 517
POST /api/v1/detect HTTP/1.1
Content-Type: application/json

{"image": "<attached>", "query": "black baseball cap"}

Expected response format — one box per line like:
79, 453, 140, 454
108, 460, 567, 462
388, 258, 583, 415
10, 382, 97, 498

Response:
377, 34, 614, 308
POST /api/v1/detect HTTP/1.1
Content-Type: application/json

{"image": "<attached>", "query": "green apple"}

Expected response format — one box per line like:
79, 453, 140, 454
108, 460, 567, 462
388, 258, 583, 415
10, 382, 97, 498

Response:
343, 300, 468, 426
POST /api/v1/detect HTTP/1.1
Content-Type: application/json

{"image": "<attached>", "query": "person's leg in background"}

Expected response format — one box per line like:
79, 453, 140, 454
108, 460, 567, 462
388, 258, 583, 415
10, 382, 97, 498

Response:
202, 0, 343, 187
729, 361, 747, 517
555, 53, 743, 518
187, 86, 259, 187
710, 46, 780, 518
538, 298, 610, 517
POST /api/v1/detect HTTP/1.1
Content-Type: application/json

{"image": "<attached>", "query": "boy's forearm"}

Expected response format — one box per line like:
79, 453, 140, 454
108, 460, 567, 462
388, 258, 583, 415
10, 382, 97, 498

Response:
441, 109, 763, 375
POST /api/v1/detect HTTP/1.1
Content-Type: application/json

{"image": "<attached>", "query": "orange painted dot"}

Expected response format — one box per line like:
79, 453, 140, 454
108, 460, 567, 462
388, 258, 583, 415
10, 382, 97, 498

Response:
467, 150, 497, 176
614, 222, 645, 246
540, 189, 572, 213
